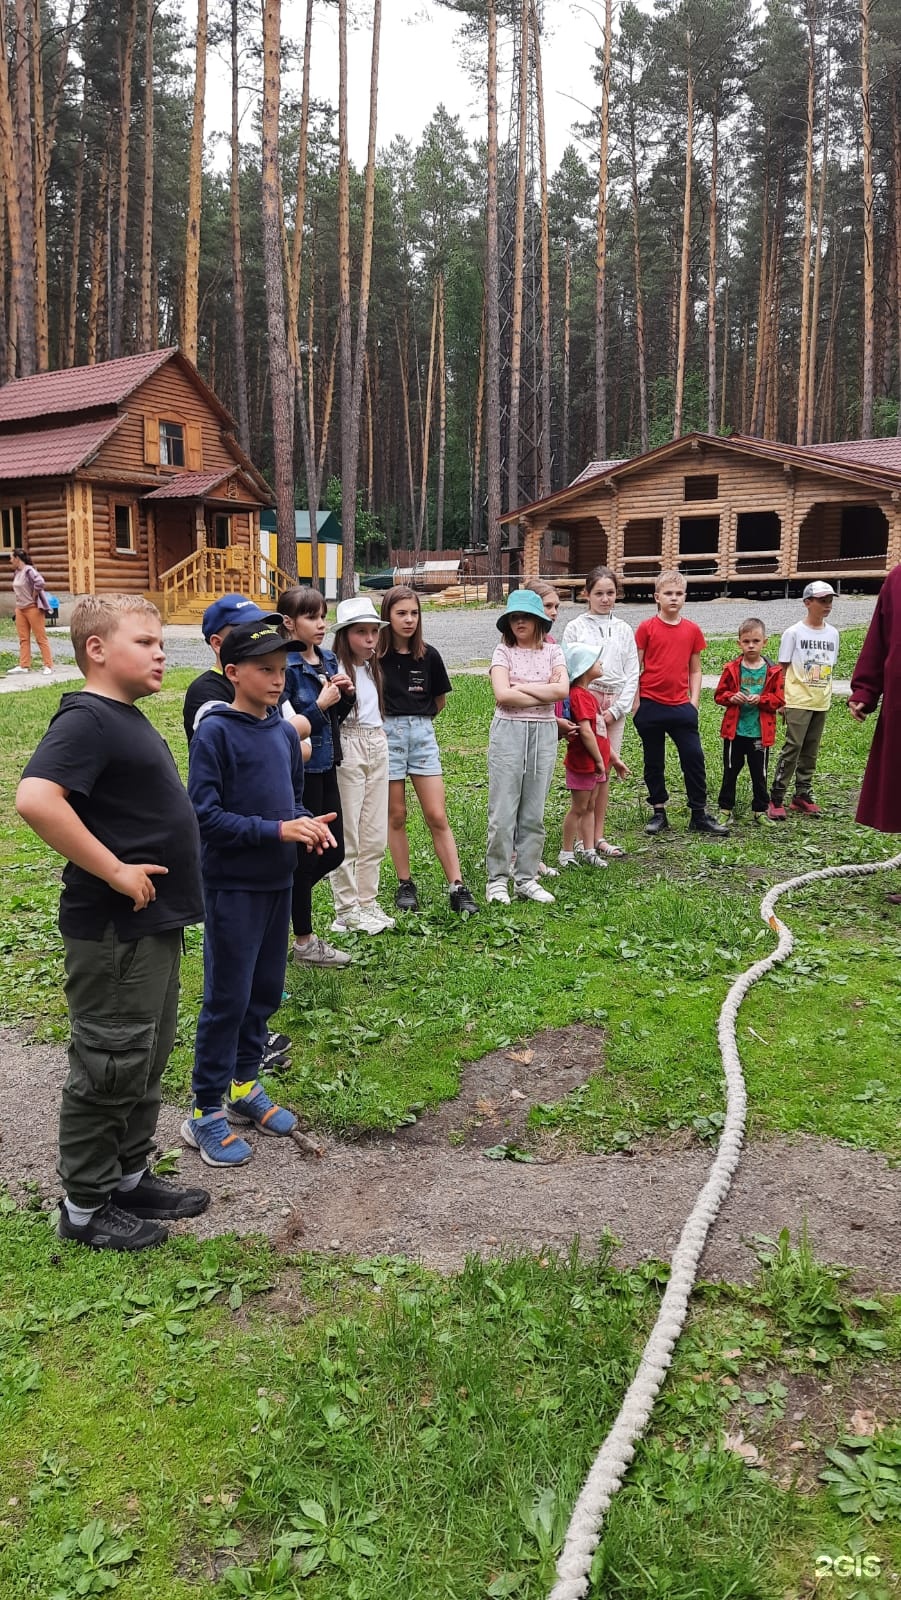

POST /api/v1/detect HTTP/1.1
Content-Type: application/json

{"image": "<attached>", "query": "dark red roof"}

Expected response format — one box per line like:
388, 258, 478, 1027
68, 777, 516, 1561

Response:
143, 470, 232, 500
0, 416, 123, 478
0, 350, 174, 424
805, 438, 901, 473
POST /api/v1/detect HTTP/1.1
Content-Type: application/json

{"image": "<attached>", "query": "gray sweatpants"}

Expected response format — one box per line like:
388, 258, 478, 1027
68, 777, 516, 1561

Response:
486, 714, 558, 887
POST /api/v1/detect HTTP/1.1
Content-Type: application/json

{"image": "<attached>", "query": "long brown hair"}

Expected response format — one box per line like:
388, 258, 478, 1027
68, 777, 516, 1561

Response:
377, 585, 426, 660
277, 584, 328, 623
334, 623, 384, 714
584, 565, 620, 601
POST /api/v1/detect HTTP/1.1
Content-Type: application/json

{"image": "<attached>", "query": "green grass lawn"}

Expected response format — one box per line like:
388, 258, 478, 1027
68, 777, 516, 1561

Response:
0, 645, 899, 1598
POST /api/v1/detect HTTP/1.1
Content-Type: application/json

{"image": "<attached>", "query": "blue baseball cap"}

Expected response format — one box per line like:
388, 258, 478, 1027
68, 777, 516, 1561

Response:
202, 594, 276, 641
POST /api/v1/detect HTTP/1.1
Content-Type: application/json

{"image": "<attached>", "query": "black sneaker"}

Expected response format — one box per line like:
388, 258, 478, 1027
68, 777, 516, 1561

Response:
395, 879, 419, 912
689, 813, 730, 836
267, 1031, 290, 1055
645, 810, 669, 835
449, 882, 478, 915
111, 1171, 211, 1219
261, 1040, 291, 1071
57, 1199, 168, 1252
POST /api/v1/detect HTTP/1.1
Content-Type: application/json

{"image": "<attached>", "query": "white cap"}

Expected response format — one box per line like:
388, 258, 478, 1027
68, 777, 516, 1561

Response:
802, 581, 835, 599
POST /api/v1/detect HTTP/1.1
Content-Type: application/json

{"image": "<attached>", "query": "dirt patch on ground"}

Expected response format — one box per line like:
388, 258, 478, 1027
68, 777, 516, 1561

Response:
2, 1023, 899, 1289
386, 1024, 600, 1150
724, 1362, 901, 1492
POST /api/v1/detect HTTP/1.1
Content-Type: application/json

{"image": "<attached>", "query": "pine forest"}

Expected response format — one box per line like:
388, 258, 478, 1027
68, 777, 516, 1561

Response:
2, 0, 901, 587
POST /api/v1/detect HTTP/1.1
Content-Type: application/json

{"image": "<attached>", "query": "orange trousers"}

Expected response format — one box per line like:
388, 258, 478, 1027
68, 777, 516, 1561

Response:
15, 604, 53, 669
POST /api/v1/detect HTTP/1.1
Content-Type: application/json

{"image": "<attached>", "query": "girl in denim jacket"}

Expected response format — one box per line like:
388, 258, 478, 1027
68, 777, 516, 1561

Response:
279, 586, 356, 967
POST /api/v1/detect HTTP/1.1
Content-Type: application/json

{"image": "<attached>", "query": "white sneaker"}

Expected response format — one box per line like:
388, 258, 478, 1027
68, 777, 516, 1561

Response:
358, 903, 395, 932
330, 911, 361, 933
537, 860, 559, 877
41, 666, 53, 675
557, 851, 577, 868
486, 879, 511, 905
581, 849, 608, 869
515, 879, 555, 904
6, 666, 28, 675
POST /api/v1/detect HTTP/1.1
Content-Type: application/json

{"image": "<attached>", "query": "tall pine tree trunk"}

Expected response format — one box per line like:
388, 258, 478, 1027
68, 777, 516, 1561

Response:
672, 42, 694, 438
65, 121, 86, 365
436, 273, 446, 551
290, 0, 321, 582
706, 105, 719, 435
627, 87, 648, 453
338, 0, 381, 596
111, 0, 137, 357
562, 239, 571, 478
530, 0, 551, 496
796, 0, 816, 443
506, 0, 529, 515
595, 0, 611, 456
29, 0, 49, 369
807, 11, 831, 442
860, 0, 875, 437
9, 0, 36, 375
471, 301, 486, 546
485, 0, 502, 599
229, 0, 250, 449
182, 0, 206, 364
139, 0, 155, 349
415, 276, 439, 557
261, 0, 296, 575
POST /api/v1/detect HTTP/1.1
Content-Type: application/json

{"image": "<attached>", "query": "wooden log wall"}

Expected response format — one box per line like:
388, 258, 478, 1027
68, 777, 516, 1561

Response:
0, 481, 70, 594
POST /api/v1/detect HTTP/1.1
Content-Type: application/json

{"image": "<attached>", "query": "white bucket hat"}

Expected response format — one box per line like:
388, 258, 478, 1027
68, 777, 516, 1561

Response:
332, 596, 389, 631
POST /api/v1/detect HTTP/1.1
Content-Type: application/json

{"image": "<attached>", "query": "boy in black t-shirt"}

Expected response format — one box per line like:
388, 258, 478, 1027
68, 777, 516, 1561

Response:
16, 595, 209, 1252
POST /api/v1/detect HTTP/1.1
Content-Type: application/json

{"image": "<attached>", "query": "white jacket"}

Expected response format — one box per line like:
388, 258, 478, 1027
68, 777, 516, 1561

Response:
561, 612, 640, 722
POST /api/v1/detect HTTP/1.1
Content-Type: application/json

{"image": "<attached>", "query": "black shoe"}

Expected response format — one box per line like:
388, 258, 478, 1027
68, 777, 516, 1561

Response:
261, 1040, 291, 1071
449, 882, 478, 915
645, 810, 669, 835
395, 878, 419, 912
57, 1199, 168, 1252
689, 813, 731, 836
111, 1171, 210, 1220
267, 1031, 290, 1055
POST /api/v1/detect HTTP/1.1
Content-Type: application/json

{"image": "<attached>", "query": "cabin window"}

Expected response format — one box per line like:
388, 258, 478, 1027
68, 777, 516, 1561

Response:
679, 515, 720, 554
212, 514, 231, 549
684, 475, 718, 501
0, 503, 24, 550
159, 420, 186, 467
736, 511, 781, 552
112, 502, 137, 553
839, 505, 888, 562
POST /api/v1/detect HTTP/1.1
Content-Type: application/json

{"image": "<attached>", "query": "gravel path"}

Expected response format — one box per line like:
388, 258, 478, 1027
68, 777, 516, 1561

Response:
3, 1024, 898, 1289
34, 594, 878, 674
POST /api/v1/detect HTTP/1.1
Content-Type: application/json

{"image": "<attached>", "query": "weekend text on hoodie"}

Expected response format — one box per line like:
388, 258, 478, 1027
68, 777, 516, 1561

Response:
188, 703, 310, 891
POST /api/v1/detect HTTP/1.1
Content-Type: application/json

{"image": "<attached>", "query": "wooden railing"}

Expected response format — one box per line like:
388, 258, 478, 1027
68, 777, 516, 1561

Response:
160, 545, 295, 617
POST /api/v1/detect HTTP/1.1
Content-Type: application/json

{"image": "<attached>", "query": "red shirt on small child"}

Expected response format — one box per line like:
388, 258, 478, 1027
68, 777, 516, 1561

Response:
565, 685, 612, 777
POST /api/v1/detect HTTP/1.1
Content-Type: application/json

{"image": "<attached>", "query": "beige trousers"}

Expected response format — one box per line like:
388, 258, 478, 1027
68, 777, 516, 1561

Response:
331, 724, 389, 916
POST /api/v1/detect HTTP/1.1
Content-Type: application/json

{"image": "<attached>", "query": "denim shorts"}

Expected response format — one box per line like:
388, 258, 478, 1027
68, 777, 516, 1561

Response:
385, 716, 442, 779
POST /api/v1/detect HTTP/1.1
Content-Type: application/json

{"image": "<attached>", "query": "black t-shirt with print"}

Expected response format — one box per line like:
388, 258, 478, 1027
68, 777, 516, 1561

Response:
380, 643, 452, 719
22, 691, 204, 941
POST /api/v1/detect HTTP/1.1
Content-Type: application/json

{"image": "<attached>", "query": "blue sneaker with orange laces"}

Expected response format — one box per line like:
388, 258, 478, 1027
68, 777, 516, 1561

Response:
181, 1105, 253, 1167
226, 1080, 297, 1137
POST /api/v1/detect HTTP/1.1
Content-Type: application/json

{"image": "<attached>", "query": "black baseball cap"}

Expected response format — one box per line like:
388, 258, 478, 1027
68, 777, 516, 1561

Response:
219, 620, 289, 667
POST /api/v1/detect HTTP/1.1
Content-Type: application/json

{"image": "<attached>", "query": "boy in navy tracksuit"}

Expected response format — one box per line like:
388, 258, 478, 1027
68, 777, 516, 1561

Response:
184, 620, 337, 1167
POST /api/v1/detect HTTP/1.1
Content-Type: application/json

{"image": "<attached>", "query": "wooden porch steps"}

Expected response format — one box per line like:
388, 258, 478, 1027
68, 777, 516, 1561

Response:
159, 545, 293, 622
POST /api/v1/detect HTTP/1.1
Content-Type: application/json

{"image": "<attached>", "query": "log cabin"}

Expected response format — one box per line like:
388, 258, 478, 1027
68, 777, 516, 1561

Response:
502, 433, 901, 595
0, 349, 287, 621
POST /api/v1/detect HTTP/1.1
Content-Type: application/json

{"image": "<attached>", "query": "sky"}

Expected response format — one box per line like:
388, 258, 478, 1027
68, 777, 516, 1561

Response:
202, 1, 605, 177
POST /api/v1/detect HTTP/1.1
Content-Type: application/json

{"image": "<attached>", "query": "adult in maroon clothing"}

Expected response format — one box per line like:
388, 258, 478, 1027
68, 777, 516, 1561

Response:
848, 565, 901, 875
633, 571, 729, 836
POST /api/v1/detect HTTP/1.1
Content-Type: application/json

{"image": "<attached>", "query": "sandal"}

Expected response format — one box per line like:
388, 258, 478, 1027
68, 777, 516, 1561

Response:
594, 838, 625, 858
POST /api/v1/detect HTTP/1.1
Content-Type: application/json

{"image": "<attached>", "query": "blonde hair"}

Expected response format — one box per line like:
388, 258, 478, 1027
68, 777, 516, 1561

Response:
655, 569, 686, 594
70, 594, 160, 672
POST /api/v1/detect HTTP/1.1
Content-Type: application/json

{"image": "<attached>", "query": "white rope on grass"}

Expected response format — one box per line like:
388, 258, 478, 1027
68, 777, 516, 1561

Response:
550, 847, 901, 1600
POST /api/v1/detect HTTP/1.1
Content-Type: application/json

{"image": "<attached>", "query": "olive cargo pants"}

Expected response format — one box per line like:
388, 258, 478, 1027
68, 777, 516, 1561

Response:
59, 924, 183, 1209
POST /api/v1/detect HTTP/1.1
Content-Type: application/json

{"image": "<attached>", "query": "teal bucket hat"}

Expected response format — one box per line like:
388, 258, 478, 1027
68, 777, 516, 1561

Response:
497, 588, 552, 630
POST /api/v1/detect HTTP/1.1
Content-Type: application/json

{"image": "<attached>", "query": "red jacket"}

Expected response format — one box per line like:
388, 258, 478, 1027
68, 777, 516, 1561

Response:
714, 657, 784, 746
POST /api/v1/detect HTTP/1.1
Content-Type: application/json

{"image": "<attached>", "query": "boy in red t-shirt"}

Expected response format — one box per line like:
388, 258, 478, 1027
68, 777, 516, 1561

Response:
559, 642, 629, 866
633, 571, 728, 837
